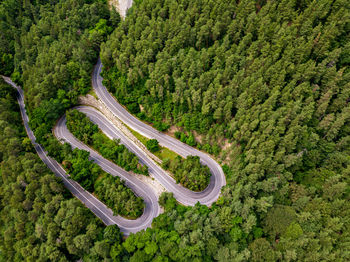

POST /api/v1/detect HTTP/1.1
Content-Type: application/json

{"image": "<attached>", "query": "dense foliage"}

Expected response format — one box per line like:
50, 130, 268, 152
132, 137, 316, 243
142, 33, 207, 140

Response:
146, 138, 160, 152
59, 141, 144, 219
163, 156, 211, 191
0, 79, 125, 261
2, 0, 350, 261
95, 174, 144, 219
6, 0, 120, 152
0, 0, 144, 222
100, 0, 350, 260
61, 140, 145, 219
66, 109, 149, 175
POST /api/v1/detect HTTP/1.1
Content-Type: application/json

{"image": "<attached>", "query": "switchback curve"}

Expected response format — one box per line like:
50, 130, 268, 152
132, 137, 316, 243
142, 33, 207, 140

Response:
92, 60, 226, 206
2, 76, 159, 235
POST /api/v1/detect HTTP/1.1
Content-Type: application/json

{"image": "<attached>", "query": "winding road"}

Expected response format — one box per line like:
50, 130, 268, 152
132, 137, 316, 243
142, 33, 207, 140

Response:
2, 76, 158, 235
2, 58, 226, 234
92, 60, 226, 205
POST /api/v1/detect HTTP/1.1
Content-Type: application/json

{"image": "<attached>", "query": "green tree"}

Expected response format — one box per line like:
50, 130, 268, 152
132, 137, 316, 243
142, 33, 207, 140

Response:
146, 139, 160, 153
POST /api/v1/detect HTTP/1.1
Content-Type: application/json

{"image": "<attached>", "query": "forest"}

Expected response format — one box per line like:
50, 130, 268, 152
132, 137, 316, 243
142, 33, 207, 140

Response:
100, 0, 350, 260
132, 132, 211, 191
0, 78, 125, 261
163, 155, 211, 191
1, 0, 350, 261
66, 109, 149, 175
61, 145, 145, 219
0, 0, 144, 220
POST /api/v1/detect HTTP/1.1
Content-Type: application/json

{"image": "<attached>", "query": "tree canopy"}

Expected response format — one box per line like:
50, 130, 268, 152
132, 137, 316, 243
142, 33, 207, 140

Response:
146, 138, 160, 152
1, 0, 350, 260
100, 0, 350, 260
0, 78, 124, 261
66, 109, 149, 175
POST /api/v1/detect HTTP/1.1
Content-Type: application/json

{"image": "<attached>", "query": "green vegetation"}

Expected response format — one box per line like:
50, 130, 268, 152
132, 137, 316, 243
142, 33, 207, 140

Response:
62, 109, 146, 218
87, 89, 99, 100
63, 148, 98, 192
0, 0, 143, 222
127, 126, 149, 145
95, 174, 144, 219
0, 79, 125, 261
146, 139, 160, 153
127, 125, 210, 190
163, 156, 211, 192
0, 0, 145, 221
66, 109, 148, 175
156, 146, 179, 163
175, 130, 221, 156
175, 131, 197, 147
127, 125, 179, 162
99, 0, 350, 260
7, 0, 120, 153
1, 0, 350, 261
60, 145, 144, 219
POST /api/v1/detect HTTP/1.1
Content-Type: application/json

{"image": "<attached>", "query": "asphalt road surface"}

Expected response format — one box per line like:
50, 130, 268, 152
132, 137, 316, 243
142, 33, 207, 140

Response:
92, 60, 226, 206
54, 114, 159, 233
2, 76, 159, 235
2, 57, 226, 233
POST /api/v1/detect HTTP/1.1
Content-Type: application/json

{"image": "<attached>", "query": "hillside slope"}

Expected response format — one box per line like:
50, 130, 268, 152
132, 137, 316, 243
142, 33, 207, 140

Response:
100, 0, 350, 260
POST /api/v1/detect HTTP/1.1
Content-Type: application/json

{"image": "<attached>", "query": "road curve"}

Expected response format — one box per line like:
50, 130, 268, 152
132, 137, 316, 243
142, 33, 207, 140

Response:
92, 60, 226, 206
54, 115, 159, 233
2, 76, 159, 235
